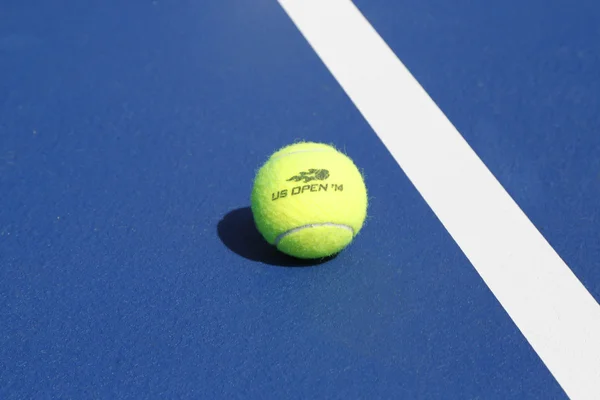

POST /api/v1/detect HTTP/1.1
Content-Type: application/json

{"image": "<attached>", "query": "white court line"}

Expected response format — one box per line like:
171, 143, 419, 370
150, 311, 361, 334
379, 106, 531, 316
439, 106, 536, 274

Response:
277, 0, 600, 398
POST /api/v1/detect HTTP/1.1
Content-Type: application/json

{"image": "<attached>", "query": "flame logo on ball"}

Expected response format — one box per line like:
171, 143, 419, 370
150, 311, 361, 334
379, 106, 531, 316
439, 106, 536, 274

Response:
287, 169, 330, 183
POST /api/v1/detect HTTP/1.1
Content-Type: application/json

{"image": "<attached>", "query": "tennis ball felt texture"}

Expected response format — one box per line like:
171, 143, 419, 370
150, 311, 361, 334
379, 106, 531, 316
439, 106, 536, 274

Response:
251, 142, 368, 259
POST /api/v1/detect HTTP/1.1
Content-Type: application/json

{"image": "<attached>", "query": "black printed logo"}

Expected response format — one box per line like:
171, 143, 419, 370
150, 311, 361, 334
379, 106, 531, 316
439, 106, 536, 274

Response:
272, 168, 343, 201
286, 169, 330, 183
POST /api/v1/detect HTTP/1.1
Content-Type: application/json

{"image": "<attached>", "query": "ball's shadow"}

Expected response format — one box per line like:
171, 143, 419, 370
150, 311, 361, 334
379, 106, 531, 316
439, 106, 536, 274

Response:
217, 207, 335, 267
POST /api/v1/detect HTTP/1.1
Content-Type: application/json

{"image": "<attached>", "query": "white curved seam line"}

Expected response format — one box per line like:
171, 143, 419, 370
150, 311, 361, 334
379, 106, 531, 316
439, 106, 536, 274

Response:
274, 223, 354, 246
269, 148, 337, 162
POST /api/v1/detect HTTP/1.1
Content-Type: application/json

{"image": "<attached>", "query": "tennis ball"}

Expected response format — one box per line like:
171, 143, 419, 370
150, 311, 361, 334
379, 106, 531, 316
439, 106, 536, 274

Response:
251, 142, 368, 259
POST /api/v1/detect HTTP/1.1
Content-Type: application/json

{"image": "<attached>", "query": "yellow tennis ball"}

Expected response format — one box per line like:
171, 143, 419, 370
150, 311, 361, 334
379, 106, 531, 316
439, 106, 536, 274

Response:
251, 142, 368, 259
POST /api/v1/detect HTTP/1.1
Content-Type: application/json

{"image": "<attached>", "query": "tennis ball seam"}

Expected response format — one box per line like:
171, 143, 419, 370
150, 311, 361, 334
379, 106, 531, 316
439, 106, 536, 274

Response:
273, 223, 354, 246
269, 148, 338, 162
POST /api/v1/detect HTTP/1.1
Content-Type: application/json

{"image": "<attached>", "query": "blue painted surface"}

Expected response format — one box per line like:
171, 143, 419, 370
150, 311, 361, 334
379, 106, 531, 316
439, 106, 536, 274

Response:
354, 0, 600, 302
1, 0, 597, 398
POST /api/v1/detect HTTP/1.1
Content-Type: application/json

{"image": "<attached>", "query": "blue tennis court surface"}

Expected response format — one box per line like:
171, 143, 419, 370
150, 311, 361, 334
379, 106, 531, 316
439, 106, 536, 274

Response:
1, 1, 599, 399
